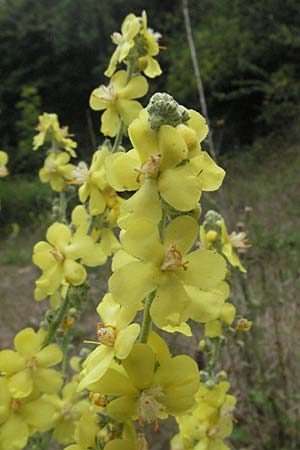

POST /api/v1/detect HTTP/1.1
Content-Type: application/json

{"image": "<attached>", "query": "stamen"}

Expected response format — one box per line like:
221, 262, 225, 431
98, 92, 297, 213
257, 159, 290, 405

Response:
161, 244, 188, 271
50, 247, 64, 262
97, 323, 116, 346
136, 154, 161, 183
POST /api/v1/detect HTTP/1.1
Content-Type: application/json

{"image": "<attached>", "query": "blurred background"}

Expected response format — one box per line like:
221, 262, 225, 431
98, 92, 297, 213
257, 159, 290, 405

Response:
0, 0, 299, 449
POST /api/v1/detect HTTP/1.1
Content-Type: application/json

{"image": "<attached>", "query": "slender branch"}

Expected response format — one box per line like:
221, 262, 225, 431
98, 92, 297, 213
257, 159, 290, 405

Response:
61, 329, 71, 380
182, 0, 231, 228
42, 289, 71, 348
139, 291, 156, 343
111, 120, 125, 154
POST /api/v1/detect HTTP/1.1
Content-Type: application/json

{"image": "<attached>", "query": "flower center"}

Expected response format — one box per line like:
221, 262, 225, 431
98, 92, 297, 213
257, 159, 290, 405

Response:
95, 83, 117, 104
71, 162, 89, 184
50, 247, 65, 263
161, 244, 188, 271
27, 355, 38, 370
89, 392, 107, 407
44, 158, 57, 173
137, 386, 166, 424
229, 231, 250, 249
97, 323, 116, 346
61, 402, 77, 421
11, 399, 21, 412
136, 154, 161, 182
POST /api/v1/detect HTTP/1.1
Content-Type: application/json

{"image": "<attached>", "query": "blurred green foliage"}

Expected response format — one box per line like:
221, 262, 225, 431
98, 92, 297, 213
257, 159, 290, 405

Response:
1, 0, 300, 170
16, 85, 42, 173
0, 177, 52, 229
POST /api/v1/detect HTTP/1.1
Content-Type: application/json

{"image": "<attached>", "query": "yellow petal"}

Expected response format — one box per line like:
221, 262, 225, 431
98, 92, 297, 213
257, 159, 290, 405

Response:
118, 75, 148, 100
191, 152, 225, 191
101, 108, 120, 137
159, 164, 201, 211
164, 215, 199, 255
88, 367, 137, 396
128, 112, 159, 162
151, 273, 190, 328
185, 282, 229, 323
158, 125, 188, 171
115, 323, 140, 359
117, 99, 143, 126
32, 368, 63, 394
105, 150, 140, 191
8, 369, 33, 398
0, 350, 26, 373
0, 415, 29, 450
118, 178, 162, 229
46, 222, 71, 250
123, 344, 155, 390
36, 344, 63, 367
181, 249, 226, 291
14, 328, 41, 359
109, 260, 159, 307
63, 259, 86, 286
121, 218, 164, 265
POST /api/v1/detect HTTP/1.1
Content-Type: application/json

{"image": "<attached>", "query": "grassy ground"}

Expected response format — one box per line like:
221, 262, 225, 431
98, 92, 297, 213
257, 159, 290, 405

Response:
0, 145, 299, 449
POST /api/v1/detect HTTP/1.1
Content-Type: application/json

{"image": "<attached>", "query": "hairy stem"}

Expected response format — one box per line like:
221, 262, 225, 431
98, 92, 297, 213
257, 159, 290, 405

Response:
111, 120, 125, 153
139, 291, 156, 343
42, 289, 71, 348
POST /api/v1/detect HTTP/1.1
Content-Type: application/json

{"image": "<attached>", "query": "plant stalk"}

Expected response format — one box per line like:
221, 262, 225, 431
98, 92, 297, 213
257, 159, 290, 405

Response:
42, 289, 71, 348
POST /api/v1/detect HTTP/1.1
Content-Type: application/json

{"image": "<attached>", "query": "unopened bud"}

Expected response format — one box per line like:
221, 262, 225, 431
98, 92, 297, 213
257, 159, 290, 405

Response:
146, 93, 190, 131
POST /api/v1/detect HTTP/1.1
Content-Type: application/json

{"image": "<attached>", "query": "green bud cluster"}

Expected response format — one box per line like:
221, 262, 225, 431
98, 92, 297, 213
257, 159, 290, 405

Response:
146, 92, 190, 131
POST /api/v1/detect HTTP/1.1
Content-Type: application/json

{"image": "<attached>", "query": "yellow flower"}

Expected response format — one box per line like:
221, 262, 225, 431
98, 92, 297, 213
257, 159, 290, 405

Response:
109, 215, 228, 329
33, 113, 77, 157
200, 212, 248, 273
39, 152, 75, 192
0, 328, 62, 399
174, 381, 236, 450
105, 110, 224, 228
219, 220, 249, 273
33, 222, 96, 300
235, 318, 252, 332
63, 410, 100, 450
71, 147, 123, 217
204, 303, 236, 338
137, 11, 162, 78
105, 14, 141, 77
90, 71, 148, 137
0, 377, 56, 450
71, 205, 115, 266
0, 151, 9, 177
78, 293, 140, 390
86, 344, 199, 428
44, 377, 90, 444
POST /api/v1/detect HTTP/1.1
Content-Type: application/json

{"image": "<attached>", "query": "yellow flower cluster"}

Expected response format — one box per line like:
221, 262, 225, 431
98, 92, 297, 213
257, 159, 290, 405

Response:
200, 210, 250, 273
0, 10, 247, 450
171, 381, 236, 450
34, 113, 77, 192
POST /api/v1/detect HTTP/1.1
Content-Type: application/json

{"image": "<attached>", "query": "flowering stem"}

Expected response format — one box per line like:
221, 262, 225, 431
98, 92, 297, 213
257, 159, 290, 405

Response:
207, 338, 222, 377
40, 430, 53, 450
111, 120, 125, 153
61, 329, 71, 380
111, 60, 136, 154
139, 291, 156, 343
42, 290, 71, 348
158, 206, 167, 240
